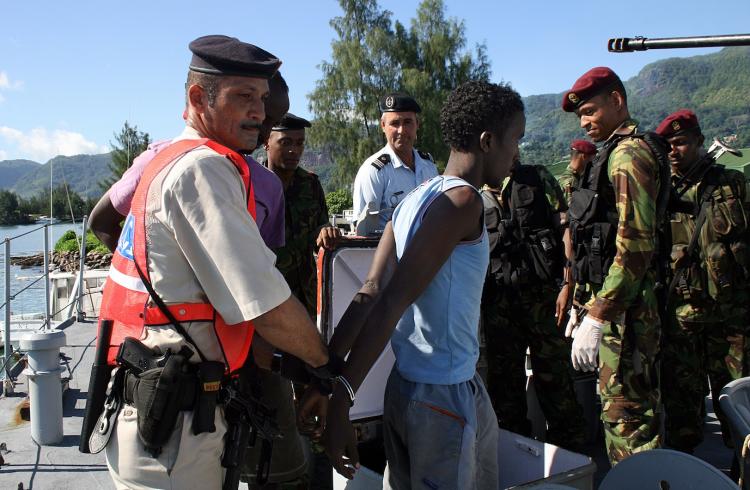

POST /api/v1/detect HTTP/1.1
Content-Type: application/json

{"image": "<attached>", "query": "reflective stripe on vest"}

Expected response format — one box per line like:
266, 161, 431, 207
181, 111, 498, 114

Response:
99, 138, 256, 373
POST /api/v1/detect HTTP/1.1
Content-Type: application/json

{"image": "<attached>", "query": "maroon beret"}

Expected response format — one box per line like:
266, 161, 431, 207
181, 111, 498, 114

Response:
655, 109, 700, 137
570, 139, 597, 155
562, 67, 622, 112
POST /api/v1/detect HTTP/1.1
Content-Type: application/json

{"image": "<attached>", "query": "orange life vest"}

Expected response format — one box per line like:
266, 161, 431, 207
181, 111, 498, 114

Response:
99, 138, 257, 374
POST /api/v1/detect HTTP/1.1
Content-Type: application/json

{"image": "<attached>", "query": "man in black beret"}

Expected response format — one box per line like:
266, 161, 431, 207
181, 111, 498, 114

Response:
238, 114, 341, 488
352, 92, 438, 236
99, 35, 331, 489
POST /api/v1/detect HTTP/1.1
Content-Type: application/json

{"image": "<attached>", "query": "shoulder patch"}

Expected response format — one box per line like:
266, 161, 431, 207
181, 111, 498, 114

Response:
417, 150, 434, 162
371, 153, 390, 171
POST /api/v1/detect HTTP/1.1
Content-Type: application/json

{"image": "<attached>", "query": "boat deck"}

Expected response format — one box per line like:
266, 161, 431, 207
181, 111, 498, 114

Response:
0, 319, 738, 489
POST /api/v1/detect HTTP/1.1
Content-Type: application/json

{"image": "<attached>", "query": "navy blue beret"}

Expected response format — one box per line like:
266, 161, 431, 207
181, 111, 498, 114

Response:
189, 35, 281, 79
379, 93, 421, 113
272, 113, 311, 131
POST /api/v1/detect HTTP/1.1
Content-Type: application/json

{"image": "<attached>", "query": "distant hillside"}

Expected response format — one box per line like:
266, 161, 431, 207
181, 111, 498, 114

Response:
0, 159, 40, 189
10, 153, 113, 198
522, 46, 750, 166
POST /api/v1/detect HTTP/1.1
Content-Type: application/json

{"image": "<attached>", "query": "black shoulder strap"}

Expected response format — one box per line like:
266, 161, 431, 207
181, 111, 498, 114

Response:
133, 260, 206, 362
667, 182, 718, 302
371, 154, 390, 170
417, 150, 433, 162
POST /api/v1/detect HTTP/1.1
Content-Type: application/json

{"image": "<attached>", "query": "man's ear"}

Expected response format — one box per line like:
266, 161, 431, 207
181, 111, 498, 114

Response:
188, 84, 206, 113
610, 90, 625, 112
479, 131, 492, 152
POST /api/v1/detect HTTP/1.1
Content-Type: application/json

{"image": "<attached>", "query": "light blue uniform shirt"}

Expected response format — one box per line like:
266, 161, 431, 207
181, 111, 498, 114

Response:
353, 144, 438, 229
390, 175, 489, 385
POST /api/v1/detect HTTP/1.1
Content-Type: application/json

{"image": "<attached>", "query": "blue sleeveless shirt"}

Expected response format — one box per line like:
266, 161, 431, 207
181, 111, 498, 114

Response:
390, 175, 489, 385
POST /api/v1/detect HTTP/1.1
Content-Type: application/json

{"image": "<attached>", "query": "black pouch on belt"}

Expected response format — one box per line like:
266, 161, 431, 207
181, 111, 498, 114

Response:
193, 361, 224, 435
133, 352, 192, 456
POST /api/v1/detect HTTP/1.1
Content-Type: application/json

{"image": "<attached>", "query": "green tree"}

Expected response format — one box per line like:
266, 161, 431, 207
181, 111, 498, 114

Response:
0, 190, 31, 225
307, 0, 398, 190
394, 0, 491, 168
325, 188, 353, 215
99, 121, 150, 191
308, 0, 492, 188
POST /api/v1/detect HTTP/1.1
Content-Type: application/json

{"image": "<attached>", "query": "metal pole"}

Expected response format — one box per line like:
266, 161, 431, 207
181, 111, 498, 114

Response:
43, 225, 51, 331
76, 216, 88, 321
4, 238, 11, 394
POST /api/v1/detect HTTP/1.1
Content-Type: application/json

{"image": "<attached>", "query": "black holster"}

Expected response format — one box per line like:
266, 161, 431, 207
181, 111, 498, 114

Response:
193, 361, 224, 435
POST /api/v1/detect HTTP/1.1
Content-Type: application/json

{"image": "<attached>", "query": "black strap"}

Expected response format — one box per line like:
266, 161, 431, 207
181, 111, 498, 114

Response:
667, 183, 717, 302
133, 260, 207, 363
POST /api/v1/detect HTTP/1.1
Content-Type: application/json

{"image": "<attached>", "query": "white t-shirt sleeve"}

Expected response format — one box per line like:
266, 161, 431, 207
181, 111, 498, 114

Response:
164, 154, 291, 324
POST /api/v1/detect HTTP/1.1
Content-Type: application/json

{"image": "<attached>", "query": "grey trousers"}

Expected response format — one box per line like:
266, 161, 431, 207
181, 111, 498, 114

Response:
382, 369, 499, 490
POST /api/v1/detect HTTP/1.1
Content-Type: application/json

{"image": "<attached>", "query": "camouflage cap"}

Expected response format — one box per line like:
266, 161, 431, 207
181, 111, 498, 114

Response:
562, 67, 622, 112
655, 109, 700, 137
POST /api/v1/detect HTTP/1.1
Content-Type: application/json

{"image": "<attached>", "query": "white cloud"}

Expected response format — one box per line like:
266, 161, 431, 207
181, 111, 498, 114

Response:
0, 150, 7, 160
0, 71, 23, 90
0, 126, 108, 162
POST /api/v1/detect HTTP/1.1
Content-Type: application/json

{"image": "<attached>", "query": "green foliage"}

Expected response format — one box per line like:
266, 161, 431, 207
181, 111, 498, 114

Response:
54, 230, 108, 254
18, 185, 92, 221
0, 190, 33, 225
325, 188, 353, 215
308, 0, 489, 187
522, 46, 750, 170
99, 121, 150, 191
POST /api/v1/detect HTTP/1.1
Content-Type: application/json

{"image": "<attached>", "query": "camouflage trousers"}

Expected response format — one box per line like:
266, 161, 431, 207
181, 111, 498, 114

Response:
598, 306, 662, 465
662, 292, 749, 453
482, 287, 586, 451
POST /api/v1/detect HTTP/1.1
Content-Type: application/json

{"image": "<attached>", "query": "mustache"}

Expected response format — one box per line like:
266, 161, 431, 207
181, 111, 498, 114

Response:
240, 121, 262, 131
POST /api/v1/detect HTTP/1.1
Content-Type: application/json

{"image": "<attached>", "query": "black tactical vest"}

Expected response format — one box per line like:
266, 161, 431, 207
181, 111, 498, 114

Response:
568, 131, 671, 287
483, 164, 563, 290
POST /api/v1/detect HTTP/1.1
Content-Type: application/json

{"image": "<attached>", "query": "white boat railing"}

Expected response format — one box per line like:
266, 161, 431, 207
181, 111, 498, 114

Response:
1, 216, 90, 394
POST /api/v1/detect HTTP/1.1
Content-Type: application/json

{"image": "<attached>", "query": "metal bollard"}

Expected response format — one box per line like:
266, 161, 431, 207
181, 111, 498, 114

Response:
20, 330, 66, 445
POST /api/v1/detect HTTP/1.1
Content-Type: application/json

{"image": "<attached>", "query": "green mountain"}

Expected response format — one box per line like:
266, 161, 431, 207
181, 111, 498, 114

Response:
521, 46, 750, 169
0, 159, 40, 189
10, 153, 113, 198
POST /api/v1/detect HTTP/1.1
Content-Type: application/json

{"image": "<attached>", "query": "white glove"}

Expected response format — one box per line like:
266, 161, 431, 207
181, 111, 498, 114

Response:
571, 315, 604, 372
564, 307, 579, 338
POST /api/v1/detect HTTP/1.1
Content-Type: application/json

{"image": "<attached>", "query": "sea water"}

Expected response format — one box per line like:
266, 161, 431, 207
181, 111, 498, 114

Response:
0, 223, 82, 318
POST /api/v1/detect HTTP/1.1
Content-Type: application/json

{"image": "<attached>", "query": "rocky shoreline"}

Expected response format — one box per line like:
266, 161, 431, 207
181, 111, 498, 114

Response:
10, 250, 112, 272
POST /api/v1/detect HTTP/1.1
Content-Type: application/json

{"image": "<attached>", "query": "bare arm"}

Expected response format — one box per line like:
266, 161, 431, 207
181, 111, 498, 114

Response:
89, 191, 124, 252
252, 293, 328, 368
338, 187, 482, 392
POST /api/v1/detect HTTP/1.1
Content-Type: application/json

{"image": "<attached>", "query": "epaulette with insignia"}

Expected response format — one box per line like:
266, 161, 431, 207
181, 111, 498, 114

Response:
371, 153, 390, 171
417, 150, 434, 162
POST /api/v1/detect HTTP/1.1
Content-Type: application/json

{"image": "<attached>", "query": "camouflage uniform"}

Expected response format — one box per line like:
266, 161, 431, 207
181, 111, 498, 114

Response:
481, 165, 586, 451
571, 121, 663, 465
558, 164, 580, 205
273, 166, 330, 317
663, 161, 750, 452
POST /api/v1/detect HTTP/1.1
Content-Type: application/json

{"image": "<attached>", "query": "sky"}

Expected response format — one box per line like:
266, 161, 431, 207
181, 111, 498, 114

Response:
1, 0, 749, 163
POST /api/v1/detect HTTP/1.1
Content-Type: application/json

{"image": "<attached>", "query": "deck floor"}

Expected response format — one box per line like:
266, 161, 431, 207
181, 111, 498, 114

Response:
0, 320, 738, 489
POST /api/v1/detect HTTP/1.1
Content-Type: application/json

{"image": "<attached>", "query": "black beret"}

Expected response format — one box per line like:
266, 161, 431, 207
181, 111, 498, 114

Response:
379, 93, 421, 113
272, 113, 311, 131
189, 35, 281, 79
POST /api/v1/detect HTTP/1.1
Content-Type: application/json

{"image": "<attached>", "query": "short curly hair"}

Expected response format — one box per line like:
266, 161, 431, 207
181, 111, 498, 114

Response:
440, 81, 524, 152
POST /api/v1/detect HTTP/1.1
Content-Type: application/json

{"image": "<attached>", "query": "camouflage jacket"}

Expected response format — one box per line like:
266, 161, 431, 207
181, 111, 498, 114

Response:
558, 165, 580, 205
670, 160, 749, 320
273, 167, 329, 317
584, 120, 660, 322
